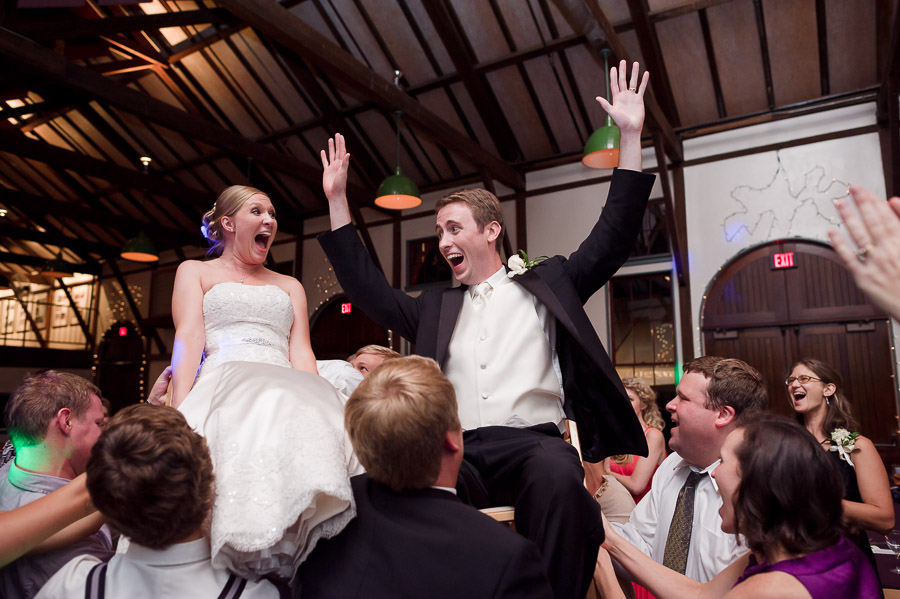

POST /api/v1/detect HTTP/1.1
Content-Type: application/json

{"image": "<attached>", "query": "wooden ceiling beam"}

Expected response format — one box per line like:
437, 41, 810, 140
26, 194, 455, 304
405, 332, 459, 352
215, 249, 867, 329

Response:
814, 0, 829, 96
0, 249, 101, 275
876, 0, 900, 196
698, 8, 726, 119
625, 0, 680, 126
0, 222, 113, 257
550, 0, 684, 164
752, 0, 775, 110
0, 27, 366, 204
0, 187, 200, 247
10, 8, 237, 41
216, 0, 524, 192
423, 0, 522, 162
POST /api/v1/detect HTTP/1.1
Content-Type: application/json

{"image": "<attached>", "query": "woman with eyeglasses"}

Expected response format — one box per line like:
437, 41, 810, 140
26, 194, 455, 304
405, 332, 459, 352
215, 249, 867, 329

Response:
786, 358, 893, 571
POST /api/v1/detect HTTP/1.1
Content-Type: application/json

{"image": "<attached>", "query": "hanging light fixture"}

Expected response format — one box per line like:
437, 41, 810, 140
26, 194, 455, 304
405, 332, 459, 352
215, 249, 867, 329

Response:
375, 71, 421, 210
582, 48, 619, 170
40, 251, 77, 278
120, 156, 160, 263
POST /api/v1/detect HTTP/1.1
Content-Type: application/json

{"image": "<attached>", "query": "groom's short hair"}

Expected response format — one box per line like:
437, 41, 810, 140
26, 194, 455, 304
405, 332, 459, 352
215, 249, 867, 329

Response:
345, 356, 459, 491
435, 188, 504, 252
86, 404, 214, 549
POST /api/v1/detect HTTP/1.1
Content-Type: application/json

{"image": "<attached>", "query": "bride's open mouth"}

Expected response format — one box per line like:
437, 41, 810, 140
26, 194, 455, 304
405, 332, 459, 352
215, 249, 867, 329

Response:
255, 232, 271, 252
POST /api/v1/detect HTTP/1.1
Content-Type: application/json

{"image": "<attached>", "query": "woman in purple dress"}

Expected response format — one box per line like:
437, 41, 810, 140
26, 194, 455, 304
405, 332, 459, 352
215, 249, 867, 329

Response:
596, 415, 880, 599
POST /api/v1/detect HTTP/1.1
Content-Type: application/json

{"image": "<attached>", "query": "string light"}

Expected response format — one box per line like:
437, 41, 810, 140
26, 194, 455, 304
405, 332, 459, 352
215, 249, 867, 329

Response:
722, 152, 851, 243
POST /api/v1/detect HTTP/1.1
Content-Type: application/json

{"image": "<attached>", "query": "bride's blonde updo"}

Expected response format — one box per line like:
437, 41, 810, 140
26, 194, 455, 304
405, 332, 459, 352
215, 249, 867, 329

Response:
202, 185, 267, 257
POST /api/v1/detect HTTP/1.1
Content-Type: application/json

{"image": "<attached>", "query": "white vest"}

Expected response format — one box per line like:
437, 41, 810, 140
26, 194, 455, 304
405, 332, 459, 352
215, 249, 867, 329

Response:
444, 269, 565, 430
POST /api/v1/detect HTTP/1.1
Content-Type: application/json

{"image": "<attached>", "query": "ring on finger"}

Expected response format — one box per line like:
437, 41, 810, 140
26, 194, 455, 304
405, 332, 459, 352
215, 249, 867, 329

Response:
629, 87, 637, 93
856, 243, 874, 264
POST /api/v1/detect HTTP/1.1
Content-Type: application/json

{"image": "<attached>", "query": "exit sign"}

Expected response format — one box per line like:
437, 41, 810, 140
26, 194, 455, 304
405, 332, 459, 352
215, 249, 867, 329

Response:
341, 302, 352, 314
772, 252, 796, 270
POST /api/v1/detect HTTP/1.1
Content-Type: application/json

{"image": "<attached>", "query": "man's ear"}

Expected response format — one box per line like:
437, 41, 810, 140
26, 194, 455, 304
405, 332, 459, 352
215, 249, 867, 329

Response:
714, 405, 736, 428
484, 221, 501, 245
443, 429, 462, 455
55, 408, 73, 437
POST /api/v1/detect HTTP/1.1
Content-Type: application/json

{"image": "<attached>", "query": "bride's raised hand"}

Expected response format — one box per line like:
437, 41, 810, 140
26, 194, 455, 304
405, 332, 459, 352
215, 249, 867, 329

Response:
321, 133, 351, 203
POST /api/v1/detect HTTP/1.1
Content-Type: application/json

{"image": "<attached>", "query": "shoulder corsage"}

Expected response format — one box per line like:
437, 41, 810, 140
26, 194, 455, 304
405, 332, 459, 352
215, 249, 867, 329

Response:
508, 250, 548, 278
829, 428, 860, 467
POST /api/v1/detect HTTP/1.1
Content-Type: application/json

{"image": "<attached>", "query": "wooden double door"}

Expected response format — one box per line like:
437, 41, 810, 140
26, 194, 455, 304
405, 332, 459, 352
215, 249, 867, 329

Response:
702, 241, 898, 460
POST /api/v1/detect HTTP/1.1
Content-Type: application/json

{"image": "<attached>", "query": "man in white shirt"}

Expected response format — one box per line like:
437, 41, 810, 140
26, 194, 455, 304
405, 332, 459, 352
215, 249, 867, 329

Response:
0, 371, 113, 599
320, 62, 655, 599
37, 404, 279, 599
613, 356, 767, 582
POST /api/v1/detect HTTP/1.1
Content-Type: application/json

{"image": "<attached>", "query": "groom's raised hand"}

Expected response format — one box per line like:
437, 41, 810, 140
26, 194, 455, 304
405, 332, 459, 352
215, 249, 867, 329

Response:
321, 133, 352, 230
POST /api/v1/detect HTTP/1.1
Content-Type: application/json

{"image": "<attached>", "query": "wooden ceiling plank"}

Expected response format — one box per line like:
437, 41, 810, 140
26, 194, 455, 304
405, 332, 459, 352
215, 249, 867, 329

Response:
0, 221, 114, 256
698, 8, 725, 118
0, 249, 101, 275
216, 0, 524, 191
549, 0, 684, 164
876, 0, 900, 196
0, 28, 366, 202
625, 0, 680, 126
423, 0, 522, 162
11, 9, 236, 41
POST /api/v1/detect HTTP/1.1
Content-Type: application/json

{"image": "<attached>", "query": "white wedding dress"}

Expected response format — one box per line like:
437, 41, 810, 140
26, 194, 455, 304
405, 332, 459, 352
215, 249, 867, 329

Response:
178, 282, 359, 580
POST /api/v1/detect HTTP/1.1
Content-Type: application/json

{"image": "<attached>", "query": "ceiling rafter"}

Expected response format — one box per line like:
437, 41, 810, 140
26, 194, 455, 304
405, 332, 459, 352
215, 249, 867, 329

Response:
424, 0, 522, 162
0, 27, 370, 207
625, 0, 680, 126
698, 8, 725, 119
752, 0, 775, 110
216, 0, 525, 192
8, 8, 237, 41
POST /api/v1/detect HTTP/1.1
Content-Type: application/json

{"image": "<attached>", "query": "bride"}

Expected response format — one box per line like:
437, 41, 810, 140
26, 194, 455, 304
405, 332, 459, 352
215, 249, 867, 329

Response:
170, 185, 358, 580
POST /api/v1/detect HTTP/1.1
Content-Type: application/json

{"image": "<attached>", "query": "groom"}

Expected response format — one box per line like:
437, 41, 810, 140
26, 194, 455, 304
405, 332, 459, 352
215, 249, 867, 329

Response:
319, 61, 654, 599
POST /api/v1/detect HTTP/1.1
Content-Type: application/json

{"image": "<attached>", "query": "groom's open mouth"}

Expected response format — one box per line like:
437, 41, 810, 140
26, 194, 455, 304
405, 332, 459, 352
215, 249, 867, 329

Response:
446, 252, 464, 268
254, 232, 271, 252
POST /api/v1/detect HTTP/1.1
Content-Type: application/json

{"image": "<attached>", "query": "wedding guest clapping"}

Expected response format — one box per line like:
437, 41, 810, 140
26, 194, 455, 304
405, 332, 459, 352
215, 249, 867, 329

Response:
829, 185, 900, 320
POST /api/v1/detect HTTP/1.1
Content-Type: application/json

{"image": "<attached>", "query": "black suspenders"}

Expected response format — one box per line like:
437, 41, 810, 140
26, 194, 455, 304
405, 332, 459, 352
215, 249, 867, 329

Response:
84, 562, 247, 599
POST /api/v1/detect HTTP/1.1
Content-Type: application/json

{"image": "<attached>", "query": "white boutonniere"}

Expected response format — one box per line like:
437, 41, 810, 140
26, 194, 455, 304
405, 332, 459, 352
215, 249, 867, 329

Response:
507, 250, 548, 278
829, 428, 860, 467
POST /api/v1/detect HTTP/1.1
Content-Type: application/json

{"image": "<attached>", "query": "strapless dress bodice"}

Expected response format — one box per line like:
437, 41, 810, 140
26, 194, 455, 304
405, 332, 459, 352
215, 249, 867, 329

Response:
198, 283, 294, 378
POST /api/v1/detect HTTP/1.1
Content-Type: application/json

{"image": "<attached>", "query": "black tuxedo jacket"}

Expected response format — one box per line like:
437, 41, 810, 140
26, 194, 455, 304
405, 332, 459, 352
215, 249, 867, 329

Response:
319, 168, 655, 461
296, 474, 553, 599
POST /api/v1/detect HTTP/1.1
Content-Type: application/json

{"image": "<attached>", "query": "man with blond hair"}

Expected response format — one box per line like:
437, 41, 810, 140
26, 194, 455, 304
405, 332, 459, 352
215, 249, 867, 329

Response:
36, 404, 279, 598
0, 371, 113, 599
297, 355, 552, 599
348, 343, 400, 377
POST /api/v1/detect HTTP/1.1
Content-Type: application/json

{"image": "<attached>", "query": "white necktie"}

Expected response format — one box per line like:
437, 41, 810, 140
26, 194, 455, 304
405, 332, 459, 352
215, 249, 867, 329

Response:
471, 281, 492, 314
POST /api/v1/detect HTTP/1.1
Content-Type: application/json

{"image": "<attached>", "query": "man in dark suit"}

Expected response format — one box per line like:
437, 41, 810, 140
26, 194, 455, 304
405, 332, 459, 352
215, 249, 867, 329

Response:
318, 61, 655, 599
295, 356, 553, 599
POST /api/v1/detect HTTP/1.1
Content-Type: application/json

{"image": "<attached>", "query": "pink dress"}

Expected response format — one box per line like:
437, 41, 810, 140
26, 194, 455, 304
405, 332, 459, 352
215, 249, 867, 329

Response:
608, 427, 664, 599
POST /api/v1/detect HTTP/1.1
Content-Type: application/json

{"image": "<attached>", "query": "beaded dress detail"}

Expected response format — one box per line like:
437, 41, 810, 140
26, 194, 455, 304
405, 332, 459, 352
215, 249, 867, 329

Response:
179, 283, 358, 580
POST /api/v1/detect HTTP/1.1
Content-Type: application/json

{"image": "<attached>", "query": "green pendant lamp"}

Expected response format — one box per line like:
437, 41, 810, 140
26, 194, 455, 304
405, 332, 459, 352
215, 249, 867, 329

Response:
120, 231, 159, 262
120, 156, 160, 262
582, 49, 619, 169
40, 252, 77, 278
375, 72, 421, 210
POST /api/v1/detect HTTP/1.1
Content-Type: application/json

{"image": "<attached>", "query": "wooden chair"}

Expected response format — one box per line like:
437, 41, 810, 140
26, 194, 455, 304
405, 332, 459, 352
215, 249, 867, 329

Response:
481, 419, 585, 526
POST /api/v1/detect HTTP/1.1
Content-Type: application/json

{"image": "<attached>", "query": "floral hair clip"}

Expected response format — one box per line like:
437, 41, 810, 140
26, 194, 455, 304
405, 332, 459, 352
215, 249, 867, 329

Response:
507, 250, 548, 278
